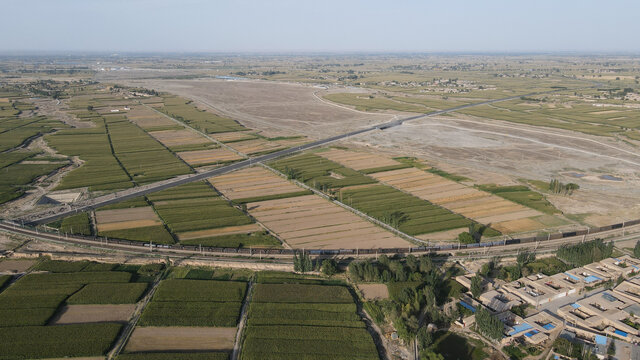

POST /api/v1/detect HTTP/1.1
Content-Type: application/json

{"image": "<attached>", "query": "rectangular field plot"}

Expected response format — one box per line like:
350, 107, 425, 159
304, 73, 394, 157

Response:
209, 167, 308, 202
270, 153, 377, 189
227, 138, 285, 155
149, 182, 254, 242
370, 168, 544, 233
149, 128, 211, 148
242, 283, 378, 360
52, 304, 136, 324
126, 105, 177, 129
126, 327, 236, 352
139, 279, 246, 327
95, 206, 174, 244
246, 195, 410, 249
318, 148, 404, 171
0, 323, 122, 359
212, 131, 257, 143
341, 184, 472, 236
177, 148, 243, 166
160, 96, 246, 134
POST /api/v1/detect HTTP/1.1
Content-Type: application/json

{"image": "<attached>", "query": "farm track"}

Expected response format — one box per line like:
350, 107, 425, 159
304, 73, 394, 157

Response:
232, 279, 254, 360
18, 88, 570, 226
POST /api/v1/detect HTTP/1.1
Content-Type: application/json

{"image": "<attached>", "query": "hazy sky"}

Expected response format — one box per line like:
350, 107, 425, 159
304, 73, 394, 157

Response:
3, 0, 640, 53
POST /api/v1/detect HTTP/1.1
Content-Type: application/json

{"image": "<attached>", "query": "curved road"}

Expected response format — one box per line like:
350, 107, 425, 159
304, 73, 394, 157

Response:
21, 89, 568, 226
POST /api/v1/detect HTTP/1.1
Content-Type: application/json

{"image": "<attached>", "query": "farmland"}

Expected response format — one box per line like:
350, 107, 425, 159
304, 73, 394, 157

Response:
159, 96, 247, 134
0, 259, 163, 359
246, 194, 410, 248
241, 276, 379, 360
270, 153, 376, 190
139, 279, 246, 326
208, 166, 310, 202
369, 167, 546, 234
318, 148, 409, 172
341, 184, 473, 236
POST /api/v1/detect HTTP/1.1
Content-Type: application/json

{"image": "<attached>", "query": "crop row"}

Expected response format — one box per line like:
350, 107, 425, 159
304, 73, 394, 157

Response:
0, 323, 122, 359
160, 96, 246, 134
67, 283, 148, 304
252, 283, 354, 304
118, 353, 229, 360
341, 184, 472, 235
139, 301, 242, 327
270, 153, 376, 189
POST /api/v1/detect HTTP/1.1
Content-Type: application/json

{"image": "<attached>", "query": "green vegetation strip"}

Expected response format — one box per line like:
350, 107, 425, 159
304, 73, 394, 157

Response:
477, 184, 559, 214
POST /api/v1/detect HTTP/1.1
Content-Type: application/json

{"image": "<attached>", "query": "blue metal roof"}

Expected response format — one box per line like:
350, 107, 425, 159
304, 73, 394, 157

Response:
524, 329, 540, 337
459, 300, 476, 313
542, 323, 556, 330
564, 272, 581, 282
614, 329, 628, 337
584, 275, 602, 283
571, 303, 581, 309
595, 335, 607, 345
509, 323, 533, 336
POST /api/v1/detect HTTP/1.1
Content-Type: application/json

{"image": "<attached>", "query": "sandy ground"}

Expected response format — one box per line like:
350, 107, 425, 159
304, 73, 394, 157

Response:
0, 259, 36, 273
149, 129, 210, 146
357, 284, 389, 300
51, 304, 136, 324
178, 148, 243, 165
126, 326, 236, 352
122, 78, 395, 137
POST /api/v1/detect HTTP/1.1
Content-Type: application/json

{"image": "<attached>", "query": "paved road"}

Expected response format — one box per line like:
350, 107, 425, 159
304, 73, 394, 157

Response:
20, 89, 566, 226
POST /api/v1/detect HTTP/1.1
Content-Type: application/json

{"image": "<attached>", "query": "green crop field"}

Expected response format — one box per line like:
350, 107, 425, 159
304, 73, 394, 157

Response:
160, 96, 247, 134
242, 280, 378, 360
270, 153, 376, 189
0, 160, 66, 204
0, 323, 122, 359
33, 259, 91, 272
67, 283, 148, 304
99, 225, 175, 245
57, 212, 92, 235
139, 279, 246, 327
143, 182, 278, 248
477, 184, 560, 214
323, 93, 429, 113
341, 184, 472, 235
0, 115, 65, 152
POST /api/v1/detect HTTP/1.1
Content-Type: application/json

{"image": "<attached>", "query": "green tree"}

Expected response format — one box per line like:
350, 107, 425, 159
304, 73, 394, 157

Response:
321, 259, 338, 276
634, 240, 640, 259
458, 232, 475, 244
470, 275, 483, 298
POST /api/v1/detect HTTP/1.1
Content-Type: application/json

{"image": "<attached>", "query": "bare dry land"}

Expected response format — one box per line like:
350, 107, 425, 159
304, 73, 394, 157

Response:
126, 105, 176, 129
0, 259, 36, 273
149, 129, 210, 147
177, 148, 242, 165
358, 283, 389, 300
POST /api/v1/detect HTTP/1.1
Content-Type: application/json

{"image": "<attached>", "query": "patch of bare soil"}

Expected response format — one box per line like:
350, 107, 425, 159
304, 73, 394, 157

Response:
0, 259, 36, 273
123, 78, 394, 137
358, 284, 389, 300
51, 304, 135, 324
126, 326, 236, 352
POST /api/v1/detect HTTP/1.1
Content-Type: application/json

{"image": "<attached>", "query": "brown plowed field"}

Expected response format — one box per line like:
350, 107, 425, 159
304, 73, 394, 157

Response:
149, 129, 210, 147
126, 106, 175, 128
52, 304, 135, 324
177, 223, 262, 240
209, 167, 303, 200
0, 259, 36, 273
177, 148, 242, 165
358, 284, 389, 300
95, 207, 162, 232
227, 138, 285, 154
212, 131, 256, 142
370, 167, 544, 233
126, 327, 236, 352
247, 195, 409, 249
318, 148, 401, 170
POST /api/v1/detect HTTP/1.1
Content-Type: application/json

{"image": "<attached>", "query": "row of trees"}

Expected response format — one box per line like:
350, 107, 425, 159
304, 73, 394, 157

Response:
348, 254, 438, 283
556, 239, 613, 267
475, 308, 504, 341
292, 252, 338, 276
549, 179, 579, 195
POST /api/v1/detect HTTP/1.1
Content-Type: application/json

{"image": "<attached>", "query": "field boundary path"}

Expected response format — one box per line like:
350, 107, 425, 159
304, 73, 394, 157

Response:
18, 88, 570, 226
231, 278, 254, 360
107, 266, 168, 359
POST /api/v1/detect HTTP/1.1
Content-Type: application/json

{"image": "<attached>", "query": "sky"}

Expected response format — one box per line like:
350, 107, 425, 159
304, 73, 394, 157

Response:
2, 0, 640, 53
